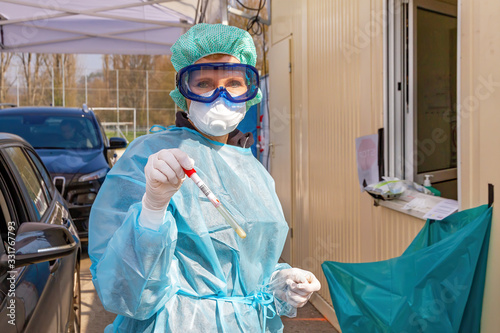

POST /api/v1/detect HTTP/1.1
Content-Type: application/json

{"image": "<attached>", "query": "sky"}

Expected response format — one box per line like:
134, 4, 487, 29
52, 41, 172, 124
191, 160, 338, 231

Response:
79, 54, 103, 72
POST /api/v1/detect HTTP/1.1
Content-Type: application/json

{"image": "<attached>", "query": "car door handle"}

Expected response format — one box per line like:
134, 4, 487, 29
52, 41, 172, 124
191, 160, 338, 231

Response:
62, 217, 71, 228
50, 259, 61, 274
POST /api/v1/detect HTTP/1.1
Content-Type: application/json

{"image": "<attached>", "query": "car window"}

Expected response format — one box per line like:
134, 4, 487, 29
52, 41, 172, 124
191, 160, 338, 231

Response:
0, 183, 19, 259
26, 150, 53, 201
4, 147, 49, 221
95, 115, 109, 146
0, 154, 29, 225
0, 114, 101, 149
0, 179, 14, 247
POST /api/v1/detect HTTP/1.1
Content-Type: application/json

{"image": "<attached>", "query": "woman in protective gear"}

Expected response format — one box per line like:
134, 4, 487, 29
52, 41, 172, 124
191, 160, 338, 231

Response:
89, 23, 320, 333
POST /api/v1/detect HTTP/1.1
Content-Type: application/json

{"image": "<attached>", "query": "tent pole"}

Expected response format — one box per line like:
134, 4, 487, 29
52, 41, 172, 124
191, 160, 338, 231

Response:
174, 73, 177, 114
62, 55, 65, 107
51, 66, 54, 106
146, 70, 149, 133
116, 69, 120, 125
85, 69, 88, 105
16, 68, 19, 106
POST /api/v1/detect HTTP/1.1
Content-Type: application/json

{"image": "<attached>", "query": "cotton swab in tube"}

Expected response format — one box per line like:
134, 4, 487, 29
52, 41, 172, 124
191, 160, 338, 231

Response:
183, 168, 247, 239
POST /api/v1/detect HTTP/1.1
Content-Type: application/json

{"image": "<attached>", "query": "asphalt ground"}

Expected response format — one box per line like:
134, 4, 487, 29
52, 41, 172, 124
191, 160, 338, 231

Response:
80, 249, 337, 332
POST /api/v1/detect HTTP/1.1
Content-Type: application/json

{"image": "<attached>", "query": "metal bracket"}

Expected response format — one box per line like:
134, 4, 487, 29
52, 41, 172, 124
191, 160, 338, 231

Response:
488, 183, 494, 208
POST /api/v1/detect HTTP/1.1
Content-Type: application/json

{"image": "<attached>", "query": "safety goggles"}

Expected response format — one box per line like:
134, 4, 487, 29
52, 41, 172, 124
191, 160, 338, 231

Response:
176, 63, 260, 103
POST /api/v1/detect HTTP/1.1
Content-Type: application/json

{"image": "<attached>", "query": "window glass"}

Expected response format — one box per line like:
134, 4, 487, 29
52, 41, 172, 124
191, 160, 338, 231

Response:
27, 150, 53, 201
416, 8, 457, 173
0, 186, 12, 245
4, 147, 49, 221
387, 0, 458, 199
0, 115, 101, 149
0, 186, 18, 257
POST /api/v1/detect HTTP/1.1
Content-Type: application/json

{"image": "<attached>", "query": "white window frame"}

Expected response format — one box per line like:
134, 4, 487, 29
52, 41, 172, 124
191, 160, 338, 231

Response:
385, 0, 459, 191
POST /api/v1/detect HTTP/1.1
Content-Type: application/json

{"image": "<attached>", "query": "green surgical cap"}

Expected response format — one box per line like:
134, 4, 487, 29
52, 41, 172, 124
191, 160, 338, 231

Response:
170, 23, 262, 111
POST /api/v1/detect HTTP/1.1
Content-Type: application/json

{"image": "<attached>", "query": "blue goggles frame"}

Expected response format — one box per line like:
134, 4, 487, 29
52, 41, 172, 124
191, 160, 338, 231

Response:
176, 63, 260, 104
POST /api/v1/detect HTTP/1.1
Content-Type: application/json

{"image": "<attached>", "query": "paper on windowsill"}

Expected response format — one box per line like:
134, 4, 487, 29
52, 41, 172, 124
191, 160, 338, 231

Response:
399, 191, 437, 214
402, 198, 430, 211
423, 199, 459, 220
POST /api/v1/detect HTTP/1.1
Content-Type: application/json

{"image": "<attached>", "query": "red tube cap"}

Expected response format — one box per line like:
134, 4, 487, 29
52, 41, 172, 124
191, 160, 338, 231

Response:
182, 168, 196, 177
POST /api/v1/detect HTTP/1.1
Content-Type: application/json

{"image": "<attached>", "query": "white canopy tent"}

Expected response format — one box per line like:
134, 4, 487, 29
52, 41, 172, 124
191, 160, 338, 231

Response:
0, 0, 268, 141
0, 0, 222, 55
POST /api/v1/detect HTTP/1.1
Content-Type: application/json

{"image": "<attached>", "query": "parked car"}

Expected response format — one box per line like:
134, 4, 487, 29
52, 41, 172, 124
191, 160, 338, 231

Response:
0, 106, 128, 241
0, 133, 81, 333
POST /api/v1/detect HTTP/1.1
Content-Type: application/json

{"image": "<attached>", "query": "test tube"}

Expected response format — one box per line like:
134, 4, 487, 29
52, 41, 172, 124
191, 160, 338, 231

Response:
183, 168, 247, 239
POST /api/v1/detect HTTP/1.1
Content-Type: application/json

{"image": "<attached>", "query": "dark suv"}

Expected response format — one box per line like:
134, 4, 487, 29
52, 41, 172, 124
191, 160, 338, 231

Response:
0, 106, 127, 241
0, 133, 81, 332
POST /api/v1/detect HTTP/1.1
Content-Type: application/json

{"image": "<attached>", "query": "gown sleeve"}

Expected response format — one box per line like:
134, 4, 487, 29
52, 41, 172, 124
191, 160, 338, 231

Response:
88, 137, 179, 320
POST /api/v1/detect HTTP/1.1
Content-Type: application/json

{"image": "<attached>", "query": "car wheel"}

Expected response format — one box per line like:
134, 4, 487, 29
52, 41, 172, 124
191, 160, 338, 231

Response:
68, 261, 81, 333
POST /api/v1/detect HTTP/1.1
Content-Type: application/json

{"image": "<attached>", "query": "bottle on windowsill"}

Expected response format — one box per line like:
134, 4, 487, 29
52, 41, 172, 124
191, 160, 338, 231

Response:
424, 175, 441, 197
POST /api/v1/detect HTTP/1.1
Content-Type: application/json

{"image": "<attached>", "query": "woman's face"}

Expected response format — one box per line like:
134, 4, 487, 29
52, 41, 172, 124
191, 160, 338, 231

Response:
184, 55, 241, 110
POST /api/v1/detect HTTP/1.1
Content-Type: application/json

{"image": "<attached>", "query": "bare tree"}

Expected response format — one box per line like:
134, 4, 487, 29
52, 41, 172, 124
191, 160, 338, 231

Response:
62, 54, 78, 106
102, 54, 113, 107
148, 55, 176, 125
17, 53, 51, 105
0, 53, 13, 103
112, 55, 154, 111
43, 54, 77, 106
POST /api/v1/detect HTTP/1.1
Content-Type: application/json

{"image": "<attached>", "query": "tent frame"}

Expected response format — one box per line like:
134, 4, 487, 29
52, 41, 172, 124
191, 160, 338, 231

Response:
0, 0, 193, 52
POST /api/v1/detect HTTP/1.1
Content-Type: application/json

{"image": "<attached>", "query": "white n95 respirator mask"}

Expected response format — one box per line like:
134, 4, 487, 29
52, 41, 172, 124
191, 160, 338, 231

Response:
188, 94, 246, 137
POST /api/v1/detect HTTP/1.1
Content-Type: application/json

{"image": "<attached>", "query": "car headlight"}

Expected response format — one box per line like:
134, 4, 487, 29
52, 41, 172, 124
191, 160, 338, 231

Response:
78, 168, 108, 182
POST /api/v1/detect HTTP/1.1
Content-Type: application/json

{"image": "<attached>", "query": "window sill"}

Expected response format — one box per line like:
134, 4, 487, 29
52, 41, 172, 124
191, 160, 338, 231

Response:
373, 189, 451, 221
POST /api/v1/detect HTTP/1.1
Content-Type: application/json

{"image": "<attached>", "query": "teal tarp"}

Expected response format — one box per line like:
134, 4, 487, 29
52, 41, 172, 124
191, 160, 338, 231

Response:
322, 205, 493, 333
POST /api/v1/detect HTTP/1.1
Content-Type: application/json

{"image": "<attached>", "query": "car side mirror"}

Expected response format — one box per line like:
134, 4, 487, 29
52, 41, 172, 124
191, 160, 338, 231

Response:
0, 223, 78, 275
108, 137, 128, 149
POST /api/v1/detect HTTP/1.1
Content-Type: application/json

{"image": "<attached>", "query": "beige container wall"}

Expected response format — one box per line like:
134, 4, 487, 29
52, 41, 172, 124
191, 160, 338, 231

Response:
270, 0, 425, 324
460, 0, 500, 331
272, 0, 500, 330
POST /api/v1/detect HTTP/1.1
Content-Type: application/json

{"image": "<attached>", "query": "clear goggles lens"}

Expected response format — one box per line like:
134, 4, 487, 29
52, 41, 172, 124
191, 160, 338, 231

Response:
176, 63, 260, 103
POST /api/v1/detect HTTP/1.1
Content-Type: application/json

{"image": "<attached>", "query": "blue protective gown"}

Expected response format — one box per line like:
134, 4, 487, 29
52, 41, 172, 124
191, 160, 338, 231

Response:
89, 127, 292, 332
